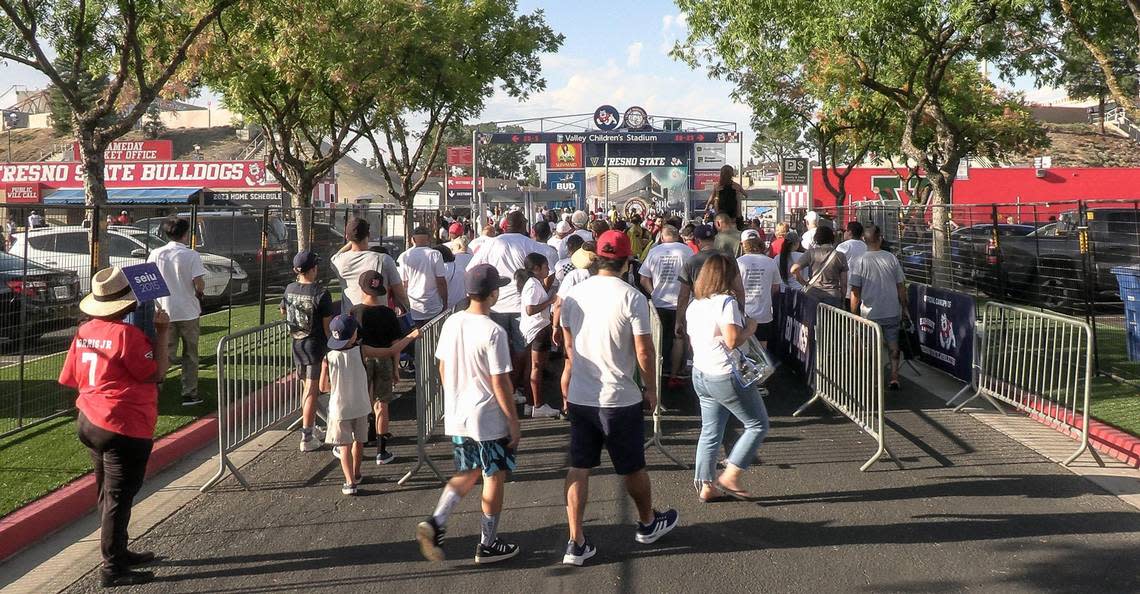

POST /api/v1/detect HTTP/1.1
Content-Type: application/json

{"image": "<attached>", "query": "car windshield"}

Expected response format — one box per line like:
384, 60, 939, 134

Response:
198, 217, 267, 252
124, 231, 167, 251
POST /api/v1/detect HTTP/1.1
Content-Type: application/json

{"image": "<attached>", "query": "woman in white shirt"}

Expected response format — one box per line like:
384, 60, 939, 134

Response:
684, 253, 770, 502
515, 253, 559, 418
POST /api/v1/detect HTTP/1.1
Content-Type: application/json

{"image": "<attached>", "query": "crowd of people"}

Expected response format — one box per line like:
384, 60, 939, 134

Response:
56, 183, 910, 582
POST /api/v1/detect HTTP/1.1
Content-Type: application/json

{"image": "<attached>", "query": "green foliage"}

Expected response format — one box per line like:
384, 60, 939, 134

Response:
751, 122, 807, 165
142, 102, 165, 139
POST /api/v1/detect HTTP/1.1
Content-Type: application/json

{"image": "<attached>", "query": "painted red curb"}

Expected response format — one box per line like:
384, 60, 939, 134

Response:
0, 414, 219, 563
1019, 400, 1140, 468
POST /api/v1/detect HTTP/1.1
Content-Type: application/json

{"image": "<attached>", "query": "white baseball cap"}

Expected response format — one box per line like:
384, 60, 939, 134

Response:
741, 229, 761, 241
556, 220, 572, 234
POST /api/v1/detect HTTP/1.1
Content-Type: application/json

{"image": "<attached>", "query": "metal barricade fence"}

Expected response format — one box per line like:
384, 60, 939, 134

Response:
954, 302, 1106, 467
794, 303, 902, 471
201, 321, 299, 491
398, 311, 451, 486
644, 305, 686, 468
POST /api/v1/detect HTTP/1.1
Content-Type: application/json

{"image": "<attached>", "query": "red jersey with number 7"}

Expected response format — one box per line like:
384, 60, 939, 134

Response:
59, 319, 159, 439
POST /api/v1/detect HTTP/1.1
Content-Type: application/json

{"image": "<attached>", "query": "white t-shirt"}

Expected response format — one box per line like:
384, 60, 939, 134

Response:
560, 229, 593, 259
468, 235, 491, 254
535, 242, 559, 278
560, 275, 651, 408
468, 233, 555, 314
737, 253, 779, 323
331, 250, 401, 312
397, 246, 447, 321
557, 268, 591, 298
639, 242, 692, 309
801, 228, 818, 250
850, 250, 905, 320
836, 239, 868, 297
435, 311, 513, 441
548, 235, 566, 259
519, 277, 551, 344
147, 241, 206, 322
326, 346, 371, 421
444, 252, 473, 310
685, 294, 743, 376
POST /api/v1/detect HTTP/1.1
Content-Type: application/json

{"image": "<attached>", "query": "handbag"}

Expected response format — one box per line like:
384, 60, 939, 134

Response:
730, 336, 778, 390
805, 248, 840, 293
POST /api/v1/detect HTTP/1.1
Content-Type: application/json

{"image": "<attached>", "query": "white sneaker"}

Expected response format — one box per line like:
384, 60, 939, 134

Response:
300, 437, 321, 452
533, 404, 560, 418
311, 425, 326, 442
523, 404, 533, 417
513, 390, 527, 404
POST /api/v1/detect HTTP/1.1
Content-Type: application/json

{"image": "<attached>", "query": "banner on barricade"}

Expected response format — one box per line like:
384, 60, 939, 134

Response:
774, 288, 819, 380
909, 284, 974, 383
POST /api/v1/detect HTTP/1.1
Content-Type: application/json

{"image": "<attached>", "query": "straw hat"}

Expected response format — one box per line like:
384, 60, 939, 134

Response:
80, 267, 138, 318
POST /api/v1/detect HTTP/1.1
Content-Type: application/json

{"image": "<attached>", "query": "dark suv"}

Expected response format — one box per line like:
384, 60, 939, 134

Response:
0, 252, 81, 346
994, 208, 1140, 309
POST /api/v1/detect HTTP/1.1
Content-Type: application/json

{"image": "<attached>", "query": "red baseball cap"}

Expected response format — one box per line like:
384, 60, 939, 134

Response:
596, 230, 631, 260
448, 222, 464, 236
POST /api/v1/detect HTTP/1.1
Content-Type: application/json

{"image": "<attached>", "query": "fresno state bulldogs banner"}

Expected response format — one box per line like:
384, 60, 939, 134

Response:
0, 161, 278, 189
909, 284, 975, 383
774, 288, 819, 382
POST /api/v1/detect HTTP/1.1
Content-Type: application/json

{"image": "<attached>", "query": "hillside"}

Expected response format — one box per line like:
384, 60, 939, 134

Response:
1020, 123, 1140, 168
0, 126, 250, 162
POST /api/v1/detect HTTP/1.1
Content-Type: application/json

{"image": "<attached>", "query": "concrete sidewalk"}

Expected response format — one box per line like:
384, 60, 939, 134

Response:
21, 362, 1133, 594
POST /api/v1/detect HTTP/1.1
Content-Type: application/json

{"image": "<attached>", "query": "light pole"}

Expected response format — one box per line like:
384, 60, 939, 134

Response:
5, 112, 17, 160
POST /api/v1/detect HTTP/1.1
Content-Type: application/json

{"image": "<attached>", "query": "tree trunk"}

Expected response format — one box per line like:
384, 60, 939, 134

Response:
928, 171, 954, 288
1099, 92, 1106, 135
285, 171, 316, 252
78, 134, 111, 273
402, 198, 414, 250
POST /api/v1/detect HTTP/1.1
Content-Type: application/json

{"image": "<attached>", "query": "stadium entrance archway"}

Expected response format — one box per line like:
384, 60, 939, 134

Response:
468, 109, 740, 221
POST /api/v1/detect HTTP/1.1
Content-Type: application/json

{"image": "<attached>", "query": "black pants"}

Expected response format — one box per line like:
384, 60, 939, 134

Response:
77, 413, 153, 571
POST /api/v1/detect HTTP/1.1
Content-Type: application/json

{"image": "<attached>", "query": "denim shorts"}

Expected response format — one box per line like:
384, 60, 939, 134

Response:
489, 311, 526, 352
874, 316, 901, 347
567, 402, 646, 475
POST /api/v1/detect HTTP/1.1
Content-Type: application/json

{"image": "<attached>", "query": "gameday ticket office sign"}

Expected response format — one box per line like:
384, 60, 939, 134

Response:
71, 140, 174, 162
0, 161, 278, 189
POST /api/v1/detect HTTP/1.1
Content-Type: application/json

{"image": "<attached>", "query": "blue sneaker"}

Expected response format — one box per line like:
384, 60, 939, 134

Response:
635, 508, 679, 544
562, 539, 596, 566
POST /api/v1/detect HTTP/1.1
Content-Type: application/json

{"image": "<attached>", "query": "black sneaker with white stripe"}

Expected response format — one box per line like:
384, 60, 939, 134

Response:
415, 517, 446, 561
474, 539, 519, 564
562, 539, 597, 566
635, 508, 679, 544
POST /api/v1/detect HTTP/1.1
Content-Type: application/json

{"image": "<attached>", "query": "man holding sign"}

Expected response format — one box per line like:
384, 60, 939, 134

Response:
146, 218, 205, 407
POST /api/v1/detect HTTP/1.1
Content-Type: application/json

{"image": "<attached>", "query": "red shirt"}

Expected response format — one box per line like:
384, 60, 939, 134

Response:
768, 237, 785, 258
59, 319, 159, 439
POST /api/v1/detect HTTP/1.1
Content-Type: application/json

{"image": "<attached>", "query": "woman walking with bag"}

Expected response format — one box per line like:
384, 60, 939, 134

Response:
790, 226, 847, 308
685, 253, 770, 502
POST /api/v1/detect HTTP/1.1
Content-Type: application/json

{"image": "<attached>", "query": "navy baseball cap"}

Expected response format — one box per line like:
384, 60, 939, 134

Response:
327, 314, 359, 350
358, 270, 387, 297
693, 224, 716, 240
293, 250, 319, 272
465, 263, 510, 296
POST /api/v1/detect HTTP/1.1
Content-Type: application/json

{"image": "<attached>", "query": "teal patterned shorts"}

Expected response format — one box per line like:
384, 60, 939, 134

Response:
452, 436, 517, 477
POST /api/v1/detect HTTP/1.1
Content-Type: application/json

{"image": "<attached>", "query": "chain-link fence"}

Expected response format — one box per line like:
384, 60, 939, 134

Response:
791, 199, 1140, 383
0, 202, 436, 437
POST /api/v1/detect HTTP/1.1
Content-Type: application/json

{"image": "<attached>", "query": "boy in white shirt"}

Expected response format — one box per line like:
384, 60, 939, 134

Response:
416, 264, 522, 565
319, 315, 373, 496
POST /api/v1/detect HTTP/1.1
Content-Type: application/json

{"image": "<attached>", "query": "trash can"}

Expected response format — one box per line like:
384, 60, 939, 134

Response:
1111, 265, 1140, 361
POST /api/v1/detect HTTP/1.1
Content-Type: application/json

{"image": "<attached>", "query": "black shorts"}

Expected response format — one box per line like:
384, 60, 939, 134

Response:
527, 325, 552, 352
568, 402, 646, 475
755, 320, 776, 343
293, 337, 325, 379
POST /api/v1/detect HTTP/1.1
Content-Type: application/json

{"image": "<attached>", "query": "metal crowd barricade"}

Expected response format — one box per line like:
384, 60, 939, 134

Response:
398, 311, 451, 486
644, 306, 686, 468
201, 321, 299, 491
954, 302, 1106, 467
794, 303, 901, 471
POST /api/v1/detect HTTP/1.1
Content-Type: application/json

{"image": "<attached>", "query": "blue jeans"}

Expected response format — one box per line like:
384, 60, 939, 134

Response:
692, 368, 770, 487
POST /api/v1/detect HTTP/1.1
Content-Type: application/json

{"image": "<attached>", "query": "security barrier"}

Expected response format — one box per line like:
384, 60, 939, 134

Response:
954, 302, 1106, 467
398, 311, 451, 486
201, 321, 299, 491
794, 303, 901, 471
644, 306, 686, 468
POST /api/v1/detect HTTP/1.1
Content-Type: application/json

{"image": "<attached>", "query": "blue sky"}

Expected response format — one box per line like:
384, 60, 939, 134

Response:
0, 0, 1056, 168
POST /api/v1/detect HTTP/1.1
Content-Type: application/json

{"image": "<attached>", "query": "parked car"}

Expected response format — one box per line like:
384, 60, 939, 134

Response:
900, 224, 1036, 287
136, 212, 290, 295
10, 226, 250, 308
990, 208, 1140, 309
0, 251, 81, 345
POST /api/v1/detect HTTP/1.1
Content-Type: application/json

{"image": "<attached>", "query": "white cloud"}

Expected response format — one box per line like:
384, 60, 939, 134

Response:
659, 11, 689, 55
626, 42, 644, 68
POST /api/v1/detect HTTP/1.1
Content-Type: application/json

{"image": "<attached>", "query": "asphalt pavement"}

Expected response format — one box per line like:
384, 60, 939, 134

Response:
60, 365, 1140, 594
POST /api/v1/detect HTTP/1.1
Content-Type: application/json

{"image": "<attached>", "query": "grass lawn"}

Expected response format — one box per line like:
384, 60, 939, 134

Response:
0, 303, 264, 518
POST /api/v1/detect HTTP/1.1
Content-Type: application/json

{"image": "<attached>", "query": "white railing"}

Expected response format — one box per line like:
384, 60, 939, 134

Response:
398, 311, 451, 485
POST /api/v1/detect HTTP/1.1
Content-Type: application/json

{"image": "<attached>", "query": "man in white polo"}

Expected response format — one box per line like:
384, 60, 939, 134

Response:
147, 217, 206, 407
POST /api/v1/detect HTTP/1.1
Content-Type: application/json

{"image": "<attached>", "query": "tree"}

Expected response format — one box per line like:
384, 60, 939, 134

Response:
751, 121, 806, 166
1049, 0, 1140, 112
675, 0, 1048, 284
433, 122, 530, 179
358, 0, 562, 243
47, 59, 113, 136
142, 102, 166, 139
0, 0, 237, 206
204, 0, 403, 250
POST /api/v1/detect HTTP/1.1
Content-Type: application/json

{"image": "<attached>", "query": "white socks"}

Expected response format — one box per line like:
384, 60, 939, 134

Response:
480, 513, 499, 546
431, 487, 461, 527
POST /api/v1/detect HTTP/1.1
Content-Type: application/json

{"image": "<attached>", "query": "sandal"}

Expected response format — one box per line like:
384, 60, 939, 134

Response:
888, 380, 901, 391
715, 481, 754, 501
